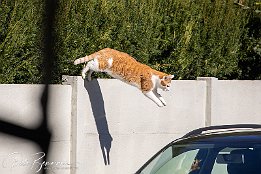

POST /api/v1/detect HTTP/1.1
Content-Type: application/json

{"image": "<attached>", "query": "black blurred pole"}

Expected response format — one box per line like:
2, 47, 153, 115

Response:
0, 1, 56, 173
42, 0, 56, 84
40, 0, 57, 173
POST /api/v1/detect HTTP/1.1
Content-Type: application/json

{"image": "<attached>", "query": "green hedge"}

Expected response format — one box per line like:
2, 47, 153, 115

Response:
0, 0, 43, 83
0, 0, 260, 83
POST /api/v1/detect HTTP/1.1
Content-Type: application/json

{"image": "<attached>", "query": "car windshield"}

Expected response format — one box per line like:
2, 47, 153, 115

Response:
138, 134, 261, 174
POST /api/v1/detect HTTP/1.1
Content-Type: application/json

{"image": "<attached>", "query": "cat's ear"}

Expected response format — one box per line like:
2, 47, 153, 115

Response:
164, 75, 174, 80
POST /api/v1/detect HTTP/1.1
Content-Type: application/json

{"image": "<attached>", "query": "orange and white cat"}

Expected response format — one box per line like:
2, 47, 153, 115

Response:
74, 48, 174, 107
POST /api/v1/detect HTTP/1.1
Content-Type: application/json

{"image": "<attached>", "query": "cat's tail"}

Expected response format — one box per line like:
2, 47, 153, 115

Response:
73, 54, 96, 65
73, 56, 89, 65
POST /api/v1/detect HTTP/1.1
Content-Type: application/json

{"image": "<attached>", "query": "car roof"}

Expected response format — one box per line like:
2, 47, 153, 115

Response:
182, 124, 261, 139
170, 124, 261, 145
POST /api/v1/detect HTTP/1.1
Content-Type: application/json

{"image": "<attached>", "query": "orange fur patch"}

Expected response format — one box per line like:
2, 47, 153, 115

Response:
75, 48, 173, 92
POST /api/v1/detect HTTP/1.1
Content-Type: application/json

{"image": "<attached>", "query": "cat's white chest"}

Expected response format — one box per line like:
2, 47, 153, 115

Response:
151, 75, 159, 89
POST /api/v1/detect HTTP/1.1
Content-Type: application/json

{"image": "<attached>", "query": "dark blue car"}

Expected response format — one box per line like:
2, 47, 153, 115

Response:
136, 124, 261, 174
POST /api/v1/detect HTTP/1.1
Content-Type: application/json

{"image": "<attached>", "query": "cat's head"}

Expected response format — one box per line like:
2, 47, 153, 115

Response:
160, 75, 174, 91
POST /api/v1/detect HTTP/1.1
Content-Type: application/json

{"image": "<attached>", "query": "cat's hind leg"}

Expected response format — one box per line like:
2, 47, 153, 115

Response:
84, 60, 99, 81
143, 91, 164, 107
81, 65, 89, 79
82, 60, 98, 80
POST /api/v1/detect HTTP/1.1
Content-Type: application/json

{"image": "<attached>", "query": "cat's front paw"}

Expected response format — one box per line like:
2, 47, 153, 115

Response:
161, 101, 167, 106
157, 103, 165, 107
157, 101, 167, 107
159, 97, 167, 106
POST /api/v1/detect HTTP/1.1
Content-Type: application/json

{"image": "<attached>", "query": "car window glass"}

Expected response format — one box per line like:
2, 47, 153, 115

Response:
211, 147, 255, 174
140, 145, 199, 174
138, 135, 261, 174
155, 149, 199, 174
140, 147, 172, 174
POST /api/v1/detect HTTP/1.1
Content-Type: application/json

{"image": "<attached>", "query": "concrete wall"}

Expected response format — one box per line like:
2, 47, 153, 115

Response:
0, 77, 261, 174
62, 77, 206, 174
0, 85, 72, 174
211, 80, 261, 125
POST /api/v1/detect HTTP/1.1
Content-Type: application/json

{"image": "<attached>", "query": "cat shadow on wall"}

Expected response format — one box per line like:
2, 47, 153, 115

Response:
84, 79, 113, 165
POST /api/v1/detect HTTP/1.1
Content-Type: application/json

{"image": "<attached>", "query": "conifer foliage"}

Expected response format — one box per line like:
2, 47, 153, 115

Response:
0, 0, 260, 83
